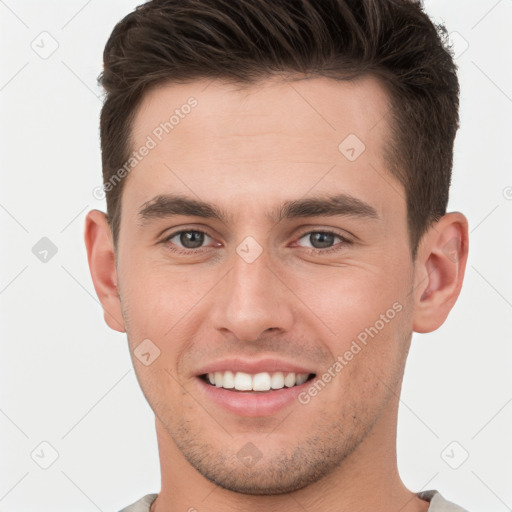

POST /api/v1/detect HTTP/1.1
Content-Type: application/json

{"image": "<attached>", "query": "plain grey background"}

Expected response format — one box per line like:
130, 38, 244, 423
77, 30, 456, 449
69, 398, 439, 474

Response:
1, 1, 511, 511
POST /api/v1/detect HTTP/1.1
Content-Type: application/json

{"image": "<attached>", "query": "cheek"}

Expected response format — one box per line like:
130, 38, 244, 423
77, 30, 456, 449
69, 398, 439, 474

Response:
314, 303, 411, 426
118, 259, 207, 336
288, 266, 407, 338
291, 265, 413, 399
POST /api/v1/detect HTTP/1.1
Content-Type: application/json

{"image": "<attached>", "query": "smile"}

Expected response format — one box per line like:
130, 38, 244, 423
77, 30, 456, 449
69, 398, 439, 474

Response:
201, 371, 316, 391
196, 369, 317, 416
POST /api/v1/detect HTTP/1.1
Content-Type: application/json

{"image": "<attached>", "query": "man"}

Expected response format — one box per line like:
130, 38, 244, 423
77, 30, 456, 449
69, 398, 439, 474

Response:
84, 0, 469, 510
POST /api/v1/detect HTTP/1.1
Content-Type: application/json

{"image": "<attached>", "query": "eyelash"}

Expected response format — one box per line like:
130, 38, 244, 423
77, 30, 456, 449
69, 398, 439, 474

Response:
161, 228, 352, 256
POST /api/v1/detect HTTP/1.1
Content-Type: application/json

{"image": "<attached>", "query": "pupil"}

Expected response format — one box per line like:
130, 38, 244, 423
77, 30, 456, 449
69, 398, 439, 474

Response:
311, 232, 334, 249
181, 231, 204, 249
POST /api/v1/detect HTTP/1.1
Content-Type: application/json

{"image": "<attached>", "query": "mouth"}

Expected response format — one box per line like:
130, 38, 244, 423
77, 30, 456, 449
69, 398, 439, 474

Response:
199, 371, 316, 392
194, 358, 318, 416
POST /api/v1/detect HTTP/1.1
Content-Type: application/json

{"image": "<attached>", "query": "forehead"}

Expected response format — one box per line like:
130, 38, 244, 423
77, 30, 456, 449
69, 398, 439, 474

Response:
123, 74, 401, 223
130, 74, 391, 154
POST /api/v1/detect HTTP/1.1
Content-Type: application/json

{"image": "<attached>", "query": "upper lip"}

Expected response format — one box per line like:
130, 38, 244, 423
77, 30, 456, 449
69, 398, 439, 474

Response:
195, 357, 316, 376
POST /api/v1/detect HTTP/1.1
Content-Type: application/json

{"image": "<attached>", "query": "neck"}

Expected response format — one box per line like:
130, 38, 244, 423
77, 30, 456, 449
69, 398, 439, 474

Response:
151, 395, 430, 512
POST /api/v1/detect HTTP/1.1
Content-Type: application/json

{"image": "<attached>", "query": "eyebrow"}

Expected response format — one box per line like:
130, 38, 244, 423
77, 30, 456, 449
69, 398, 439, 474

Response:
137, 193, 379, 226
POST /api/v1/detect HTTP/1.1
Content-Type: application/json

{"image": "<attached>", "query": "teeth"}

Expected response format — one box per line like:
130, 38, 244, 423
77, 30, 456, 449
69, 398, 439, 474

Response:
253, 372, 271, 391
284, 373, 295, 387
222, 370, 235, 388
205, 371, 311, 391
271, 372, 284, 389
295, 373, 309, 385
234, 372, 252, 390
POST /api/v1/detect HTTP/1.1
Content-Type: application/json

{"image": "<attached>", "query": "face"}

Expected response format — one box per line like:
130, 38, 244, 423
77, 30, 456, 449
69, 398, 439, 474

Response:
114, 75, 417, 494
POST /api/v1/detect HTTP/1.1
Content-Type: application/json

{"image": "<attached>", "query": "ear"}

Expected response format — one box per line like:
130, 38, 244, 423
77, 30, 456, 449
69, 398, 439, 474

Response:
412, 212, 469, 333
84, 209, 125, 333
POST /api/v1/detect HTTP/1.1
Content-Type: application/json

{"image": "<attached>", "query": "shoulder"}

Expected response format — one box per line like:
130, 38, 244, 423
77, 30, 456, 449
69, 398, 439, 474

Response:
118, 493, 158, 512
418, 490, 470, 512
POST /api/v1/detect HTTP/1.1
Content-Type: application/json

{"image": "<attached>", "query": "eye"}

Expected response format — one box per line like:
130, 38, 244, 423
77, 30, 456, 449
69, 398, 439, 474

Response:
160, 228, 352, 256
162, 229, 218, 254
295, 230, 351, 253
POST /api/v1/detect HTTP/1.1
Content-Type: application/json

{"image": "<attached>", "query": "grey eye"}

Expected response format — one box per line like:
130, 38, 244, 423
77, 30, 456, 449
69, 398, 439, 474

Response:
298, 231, 340, 249
169, 230, 210, 249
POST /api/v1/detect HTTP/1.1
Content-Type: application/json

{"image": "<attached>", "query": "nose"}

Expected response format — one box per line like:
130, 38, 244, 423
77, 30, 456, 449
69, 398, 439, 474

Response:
210, 245, 294, 342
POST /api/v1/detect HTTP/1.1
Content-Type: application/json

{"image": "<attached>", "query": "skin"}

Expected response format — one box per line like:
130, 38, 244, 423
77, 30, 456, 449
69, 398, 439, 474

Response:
85, 75, 468, 512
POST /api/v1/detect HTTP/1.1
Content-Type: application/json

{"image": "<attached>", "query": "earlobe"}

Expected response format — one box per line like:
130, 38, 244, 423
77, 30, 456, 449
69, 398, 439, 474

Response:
412, 212, 469, 334
84, 209, 126, 333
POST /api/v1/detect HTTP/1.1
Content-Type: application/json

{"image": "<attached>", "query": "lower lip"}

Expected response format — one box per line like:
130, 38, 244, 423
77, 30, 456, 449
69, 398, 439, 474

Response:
196, 377, 313, 417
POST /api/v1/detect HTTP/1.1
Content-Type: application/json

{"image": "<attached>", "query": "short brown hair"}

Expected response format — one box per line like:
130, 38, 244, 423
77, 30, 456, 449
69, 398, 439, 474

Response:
98, 0, 459, 257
